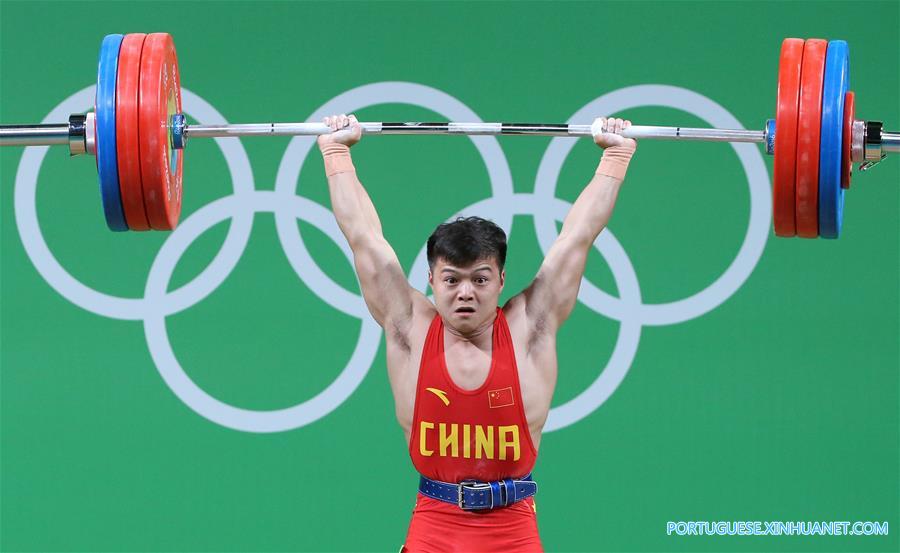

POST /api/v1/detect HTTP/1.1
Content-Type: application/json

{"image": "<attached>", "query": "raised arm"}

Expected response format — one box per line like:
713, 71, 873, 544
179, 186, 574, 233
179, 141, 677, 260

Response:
516, 117, 637, 337
318, 114, 424, 335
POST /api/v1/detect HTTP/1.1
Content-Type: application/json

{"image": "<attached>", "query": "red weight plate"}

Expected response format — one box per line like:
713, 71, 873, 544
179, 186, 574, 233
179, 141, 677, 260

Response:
773, 38, 804, 237
842, 91, 854, 189
116, 33, 150, 230
139, 33, 183, 230
795, 39, 827, 238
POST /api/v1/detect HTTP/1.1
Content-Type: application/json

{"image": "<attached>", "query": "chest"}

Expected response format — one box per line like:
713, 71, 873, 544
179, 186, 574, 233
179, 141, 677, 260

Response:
443, 342, 493, 390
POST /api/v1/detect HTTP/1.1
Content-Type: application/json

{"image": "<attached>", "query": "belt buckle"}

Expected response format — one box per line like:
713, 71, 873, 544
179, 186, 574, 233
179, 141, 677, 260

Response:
457, 480, 489, 511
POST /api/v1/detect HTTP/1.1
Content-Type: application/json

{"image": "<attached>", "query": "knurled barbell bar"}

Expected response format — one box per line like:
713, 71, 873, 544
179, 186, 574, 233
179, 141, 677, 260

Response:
1, 33, 897, 238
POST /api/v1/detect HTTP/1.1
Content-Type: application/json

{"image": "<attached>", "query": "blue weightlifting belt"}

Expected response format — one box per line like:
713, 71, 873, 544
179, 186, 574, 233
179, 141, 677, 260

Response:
418, 474, 537, 511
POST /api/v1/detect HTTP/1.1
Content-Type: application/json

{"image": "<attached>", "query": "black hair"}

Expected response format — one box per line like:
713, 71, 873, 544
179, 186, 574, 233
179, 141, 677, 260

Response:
426, 216, 507, 271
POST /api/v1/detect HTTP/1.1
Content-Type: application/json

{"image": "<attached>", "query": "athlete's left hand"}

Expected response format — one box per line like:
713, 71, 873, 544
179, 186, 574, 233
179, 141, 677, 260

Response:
591, 117, 636, 149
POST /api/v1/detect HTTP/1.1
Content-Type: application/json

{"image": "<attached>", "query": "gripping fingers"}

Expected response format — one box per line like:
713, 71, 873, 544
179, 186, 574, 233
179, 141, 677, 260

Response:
593, 117, 624, 135
590, 117, 604, 136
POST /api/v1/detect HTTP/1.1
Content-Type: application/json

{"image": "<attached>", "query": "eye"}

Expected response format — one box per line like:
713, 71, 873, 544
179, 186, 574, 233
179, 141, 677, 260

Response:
475, 277, 488, 285
444, 277, 457, 284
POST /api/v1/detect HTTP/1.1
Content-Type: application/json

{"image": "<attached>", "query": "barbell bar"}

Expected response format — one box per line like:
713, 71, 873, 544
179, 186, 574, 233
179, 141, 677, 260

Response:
3, 119, 897, 149
0, 118, 778, 143
0, 33, 896, 238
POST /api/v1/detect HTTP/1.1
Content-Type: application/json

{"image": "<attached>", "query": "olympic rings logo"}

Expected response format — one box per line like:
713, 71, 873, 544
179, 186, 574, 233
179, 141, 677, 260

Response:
14, 82, 771, 433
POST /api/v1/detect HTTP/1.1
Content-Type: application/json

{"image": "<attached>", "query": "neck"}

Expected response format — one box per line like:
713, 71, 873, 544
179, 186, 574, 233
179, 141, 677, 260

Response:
445, 310, 497, 347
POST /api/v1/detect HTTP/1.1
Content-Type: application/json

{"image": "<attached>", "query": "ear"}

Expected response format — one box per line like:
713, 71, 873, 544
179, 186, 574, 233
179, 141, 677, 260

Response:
499, 269, 505, 290
428, 271, 434, 287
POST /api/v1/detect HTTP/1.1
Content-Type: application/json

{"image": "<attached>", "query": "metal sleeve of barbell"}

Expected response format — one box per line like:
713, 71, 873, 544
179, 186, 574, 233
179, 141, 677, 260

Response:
882, 131, 900, 153
183, 122, 767, 142
0, 124, 70, 146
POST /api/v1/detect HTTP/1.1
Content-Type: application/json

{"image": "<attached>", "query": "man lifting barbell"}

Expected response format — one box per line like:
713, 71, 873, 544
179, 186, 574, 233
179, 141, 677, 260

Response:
317, 113, 636, 552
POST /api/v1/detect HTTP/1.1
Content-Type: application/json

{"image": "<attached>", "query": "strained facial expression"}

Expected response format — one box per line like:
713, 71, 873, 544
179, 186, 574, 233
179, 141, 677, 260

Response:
429, 258, 505, 331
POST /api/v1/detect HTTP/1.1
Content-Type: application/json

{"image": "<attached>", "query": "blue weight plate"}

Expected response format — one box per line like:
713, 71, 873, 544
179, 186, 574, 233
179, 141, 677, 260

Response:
96, 34, 128, 231
818, 40, 849, 239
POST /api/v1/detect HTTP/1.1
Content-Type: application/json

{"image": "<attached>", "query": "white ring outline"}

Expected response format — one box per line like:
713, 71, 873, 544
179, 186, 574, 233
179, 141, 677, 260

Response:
14, 86, 256, 320
144, 192, 381, 432
274, 82, 515, 317
534, 85, 771, 326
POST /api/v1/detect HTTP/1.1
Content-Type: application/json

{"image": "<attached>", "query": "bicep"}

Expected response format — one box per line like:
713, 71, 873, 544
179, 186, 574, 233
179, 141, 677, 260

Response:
523, 233, 591, 329
352, 235, 418, 329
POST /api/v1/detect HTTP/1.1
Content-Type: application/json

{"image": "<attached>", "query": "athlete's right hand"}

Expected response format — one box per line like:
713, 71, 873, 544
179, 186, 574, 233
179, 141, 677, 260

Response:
317, 113, 361, 148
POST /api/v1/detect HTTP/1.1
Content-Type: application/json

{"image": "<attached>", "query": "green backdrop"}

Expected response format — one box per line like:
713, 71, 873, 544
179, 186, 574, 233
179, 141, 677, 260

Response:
1, 1, 897, 552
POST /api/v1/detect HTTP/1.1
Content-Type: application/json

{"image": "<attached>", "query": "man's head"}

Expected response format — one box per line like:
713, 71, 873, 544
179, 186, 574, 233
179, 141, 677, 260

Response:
427, 217, 507, 333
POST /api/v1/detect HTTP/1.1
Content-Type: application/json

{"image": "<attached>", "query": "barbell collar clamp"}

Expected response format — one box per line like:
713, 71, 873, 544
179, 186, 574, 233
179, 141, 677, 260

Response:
171, 113, 186, 150
84, 111, 97, 156
864, 120, 883, 160
851, 120, 866, 162
859, 154, 886, 172
67, 114, 86, 156
764, 119, 776, 155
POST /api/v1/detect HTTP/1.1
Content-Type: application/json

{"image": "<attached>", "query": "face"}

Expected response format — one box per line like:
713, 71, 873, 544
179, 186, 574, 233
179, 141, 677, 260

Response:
429, 258, 505, 333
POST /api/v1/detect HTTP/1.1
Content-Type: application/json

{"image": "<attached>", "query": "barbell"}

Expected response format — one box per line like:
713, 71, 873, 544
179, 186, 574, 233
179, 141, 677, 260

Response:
1, 33, 896, 238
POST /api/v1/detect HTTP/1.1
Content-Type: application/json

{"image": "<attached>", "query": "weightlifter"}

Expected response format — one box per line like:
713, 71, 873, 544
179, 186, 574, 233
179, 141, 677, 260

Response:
317, 113, 636, 552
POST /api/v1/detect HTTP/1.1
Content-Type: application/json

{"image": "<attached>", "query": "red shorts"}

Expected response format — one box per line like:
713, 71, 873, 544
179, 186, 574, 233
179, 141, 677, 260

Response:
401, 492, 543, 553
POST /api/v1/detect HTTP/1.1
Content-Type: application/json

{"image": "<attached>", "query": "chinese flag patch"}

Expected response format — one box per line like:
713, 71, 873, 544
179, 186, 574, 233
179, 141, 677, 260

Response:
488, 387, 514, 408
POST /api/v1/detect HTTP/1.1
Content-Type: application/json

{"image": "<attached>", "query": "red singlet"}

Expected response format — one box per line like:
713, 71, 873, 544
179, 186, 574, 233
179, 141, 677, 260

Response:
402, 308, 542, 553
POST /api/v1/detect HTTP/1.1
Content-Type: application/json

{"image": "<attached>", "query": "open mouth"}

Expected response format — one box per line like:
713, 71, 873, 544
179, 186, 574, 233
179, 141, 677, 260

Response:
455, 307, 476, 314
